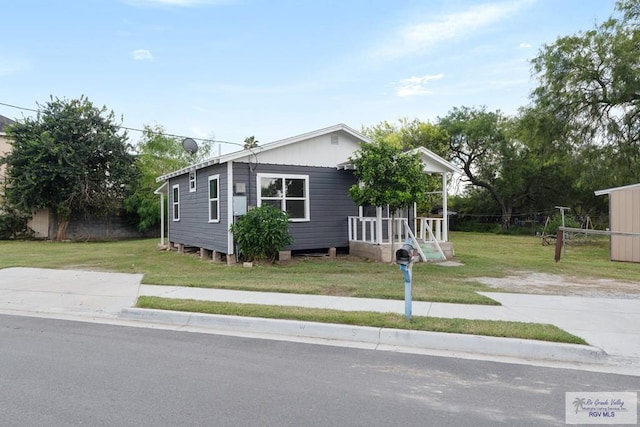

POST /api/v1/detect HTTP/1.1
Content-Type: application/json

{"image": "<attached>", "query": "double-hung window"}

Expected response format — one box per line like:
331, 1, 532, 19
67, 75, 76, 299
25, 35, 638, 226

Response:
172, 184, 180, 221
208, 175, 220, 222
257, 173, 309, 221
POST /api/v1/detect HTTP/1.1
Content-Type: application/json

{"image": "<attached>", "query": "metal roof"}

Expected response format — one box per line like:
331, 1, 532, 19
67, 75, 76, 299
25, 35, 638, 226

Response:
594, 183, 640, 196
156, 123, 368, 182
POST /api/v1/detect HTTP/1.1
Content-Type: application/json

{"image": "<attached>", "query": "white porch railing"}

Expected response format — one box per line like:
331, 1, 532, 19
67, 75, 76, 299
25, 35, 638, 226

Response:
348, 216, 446, 244
416, 217, 446, 242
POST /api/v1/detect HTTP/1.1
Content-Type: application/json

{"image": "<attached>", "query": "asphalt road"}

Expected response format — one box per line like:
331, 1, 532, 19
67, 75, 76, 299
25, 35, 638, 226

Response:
0, 314, 637, 427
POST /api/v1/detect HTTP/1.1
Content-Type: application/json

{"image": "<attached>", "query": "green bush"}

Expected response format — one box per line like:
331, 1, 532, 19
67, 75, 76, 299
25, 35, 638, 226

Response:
0, 206, 31, 240
229, 205, 294, 263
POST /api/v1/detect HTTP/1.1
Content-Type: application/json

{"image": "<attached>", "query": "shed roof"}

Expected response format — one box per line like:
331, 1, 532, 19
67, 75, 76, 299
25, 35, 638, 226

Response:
594, 183, 640, 196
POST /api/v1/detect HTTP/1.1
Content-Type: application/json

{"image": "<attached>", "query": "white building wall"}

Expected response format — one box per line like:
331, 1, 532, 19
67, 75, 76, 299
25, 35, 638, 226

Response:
250, 132, 361, 167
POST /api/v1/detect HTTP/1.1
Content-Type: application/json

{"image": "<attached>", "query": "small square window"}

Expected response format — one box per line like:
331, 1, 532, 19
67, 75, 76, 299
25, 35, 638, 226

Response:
189, 170, 196, 192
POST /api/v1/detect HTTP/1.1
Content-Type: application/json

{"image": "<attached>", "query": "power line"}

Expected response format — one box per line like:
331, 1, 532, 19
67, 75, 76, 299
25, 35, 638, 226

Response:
0, 101, 38, 113
0, 100, 244, 148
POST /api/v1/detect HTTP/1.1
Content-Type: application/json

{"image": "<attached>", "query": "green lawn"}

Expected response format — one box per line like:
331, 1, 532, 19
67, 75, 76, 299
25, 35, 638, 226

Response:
3, 232, 630, 344
137, 296, 587, 345
1, 232, 637, 304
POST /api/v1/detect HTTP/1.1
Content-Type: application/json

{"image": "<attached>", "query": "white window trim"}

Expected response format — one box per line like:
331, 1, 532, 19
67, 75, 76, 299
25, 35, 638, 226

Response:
189, 169, 197, 192
208, 174, 220, 223
256, 173, 310, 222
172, 184, 180, 221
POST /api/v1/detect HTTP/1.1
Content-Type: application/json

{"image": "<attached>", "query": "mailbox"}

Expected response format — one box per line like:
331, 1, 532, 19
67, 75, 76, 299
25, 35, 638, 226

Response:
395, 242, 414, 265
395, 239, 416, 321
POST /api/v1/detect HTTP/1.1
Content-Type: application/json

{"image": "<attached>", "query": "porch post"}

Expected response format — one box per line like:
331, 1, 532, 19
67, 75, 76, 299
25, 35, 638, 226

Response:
159, 192, 165, 246
442, 173, 448, 242
376, 206, 383, 244
227, 161, 235, 257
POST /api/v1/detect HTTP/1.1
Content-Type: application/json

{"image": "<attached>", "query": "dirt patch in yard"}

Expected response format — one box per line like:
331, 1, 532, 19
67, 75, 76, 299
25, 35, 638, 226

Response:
473, 272, 640, 299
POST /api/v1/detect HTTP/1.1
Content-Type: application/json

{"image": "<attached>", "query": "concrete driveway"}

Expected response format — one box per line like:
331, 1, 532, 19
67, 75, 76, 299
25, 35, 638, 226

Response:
480, 292, 640, 361
0, 267, 141, 318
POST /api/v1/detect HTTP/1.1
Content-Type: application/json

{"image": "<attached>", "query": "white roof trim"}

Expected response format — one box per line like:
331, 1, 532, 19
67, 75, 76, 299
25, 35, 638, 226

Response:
407, 147, 464, 175
595, 182, 640, 196
156, 123, 369, 182
153, 181, 168, 194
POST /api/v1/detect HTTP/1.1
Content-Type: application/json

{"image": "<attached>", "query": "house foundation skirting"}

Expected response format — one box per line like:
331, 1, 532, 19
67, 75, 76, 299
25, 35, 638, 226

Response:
349, 241, 455, 263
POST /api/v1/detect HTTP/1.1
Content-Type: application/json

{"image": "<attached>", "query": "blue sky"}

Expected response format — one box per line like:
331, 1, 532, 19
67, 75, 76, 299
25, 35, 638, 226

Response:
0, 0, 616, 153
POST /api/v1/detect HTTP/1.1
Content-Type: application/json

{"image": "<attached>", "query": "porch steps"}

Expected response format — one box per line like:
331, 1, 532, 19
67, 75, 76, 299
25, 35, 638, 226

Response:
405, 219, 447, 262
419, 242, 447, 261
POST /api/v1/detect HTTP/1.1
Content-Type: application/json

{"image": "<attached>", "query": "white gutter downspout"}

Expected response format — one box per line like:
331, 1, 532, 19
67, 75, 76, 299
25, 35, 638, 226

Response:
159, 191, 165, 246
153, 182, 168, 247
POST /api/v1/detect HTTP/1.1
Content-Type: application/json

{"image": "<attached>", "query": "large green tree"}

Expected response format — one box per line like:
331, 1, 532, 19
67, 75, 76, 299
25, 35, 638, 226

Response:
349, 139, 430, 212
361, 118, 449, 157
362, 118, 451, 215
3, 96, 136, 240
124, 124, 213, 232
439, 106, 556, 229
531, 0, 640, 189
348, 139, 430, 258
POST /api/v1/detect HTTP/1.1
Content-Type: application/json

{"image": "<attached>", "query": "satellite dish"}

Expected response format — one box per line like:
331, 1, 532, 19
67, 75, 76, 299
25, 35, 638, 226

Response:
182, 138, 199, 155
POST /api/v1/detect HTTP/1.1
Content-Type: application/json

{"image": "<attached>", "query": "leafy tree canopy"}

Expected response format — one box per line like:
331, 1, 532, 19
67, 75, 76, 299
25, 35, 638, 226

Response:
3, 95, 136, 240
348, 139, 430, 212
124, 124, 214, 232
531, 0, 640, 188
361, 118, 449, 158
439, 106, 562, 229
243, 135, 259, 149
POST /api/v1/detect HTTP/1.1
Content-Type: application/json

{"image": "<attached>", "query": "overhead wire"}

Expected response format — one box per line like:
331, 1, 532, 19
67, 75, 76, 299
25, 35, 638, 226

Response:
0, 100, 244, 148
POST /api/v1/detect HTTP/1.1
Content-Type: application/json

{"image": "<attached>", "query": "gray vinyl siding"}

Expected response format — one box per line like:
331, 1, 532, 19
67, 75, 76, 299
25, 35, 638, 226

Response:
168, 163, 229, 253
233, 162, 358, 251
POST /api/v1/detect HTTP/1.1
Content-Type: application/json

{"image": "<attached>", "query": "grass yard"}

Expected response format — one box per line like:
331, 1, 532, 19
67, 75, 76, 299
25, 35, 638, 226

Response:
1, 232, 637, 305
137, 296, 587, 345
2, 232, 631, 344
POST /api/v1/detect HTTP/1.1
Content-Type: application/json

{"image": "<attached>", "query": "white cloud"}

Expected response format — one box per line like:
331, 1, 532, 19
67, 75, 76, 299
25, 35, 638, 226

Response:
373, 0, 534, 59
132, 49, 153, 60
396, 73, 444, 97
519, 42, 532, 48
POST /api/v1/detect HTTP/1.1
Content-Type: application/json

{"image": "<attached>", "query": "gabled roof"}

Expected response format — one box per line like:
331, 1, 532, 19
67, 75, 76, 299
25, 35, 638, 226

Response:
337, 146, 462, 175
594, 182, 640, 196
408, 146, 463, 175
0, 115, 15, 134
154, 181, 168, 194
157, 123, 368, 182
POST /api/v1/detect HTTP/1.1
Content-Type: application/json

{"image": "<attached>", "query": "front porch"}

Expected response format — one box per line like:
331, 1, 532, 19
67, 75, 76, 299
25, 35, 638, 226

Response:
340, 146, 461, 263
348, 215, 455, 263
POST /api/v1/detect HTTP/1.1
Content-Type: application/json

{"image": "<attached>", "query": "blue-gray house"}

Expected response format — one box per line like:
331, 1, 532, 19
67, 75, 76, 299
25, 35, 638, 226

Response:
155, 124, 461, 263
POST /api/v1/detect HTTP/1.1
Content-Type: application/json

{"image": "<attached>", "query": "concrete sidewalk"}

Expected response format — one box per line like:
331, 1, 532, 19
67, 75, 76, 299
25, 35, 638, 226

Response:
137, 285, 522, 321
0, 267, 142, 318
1, 267, 638, 374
